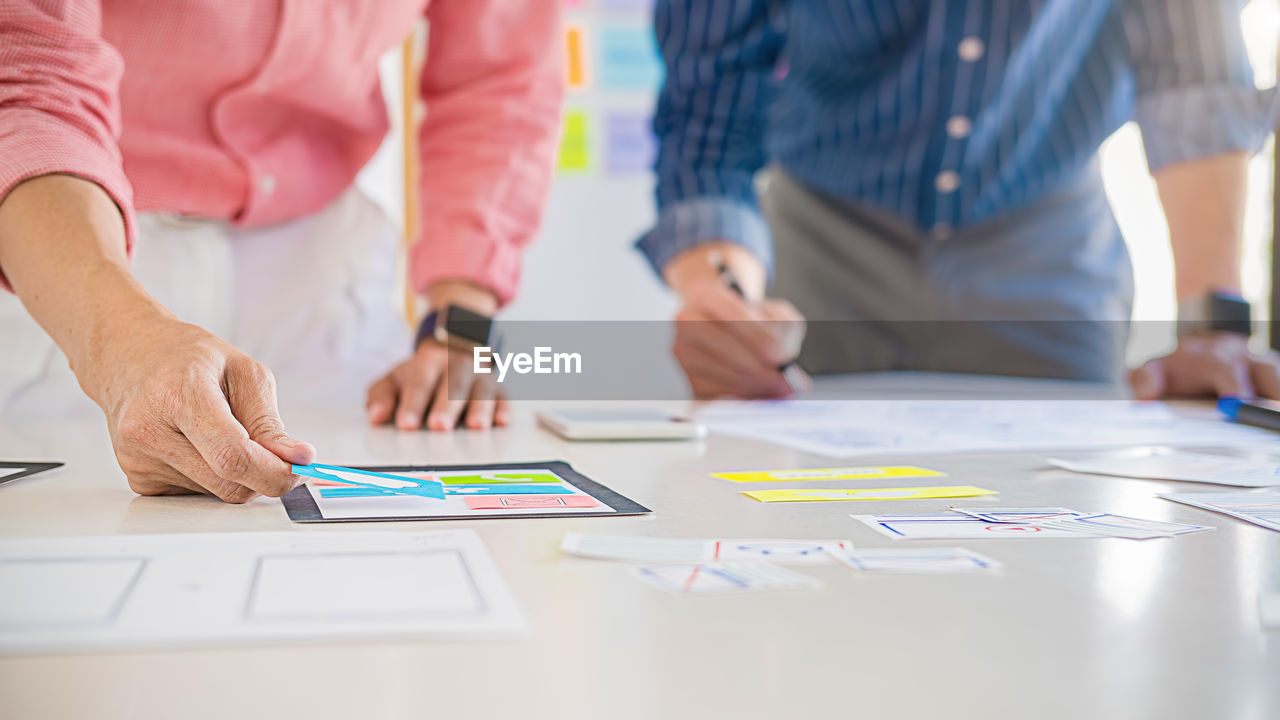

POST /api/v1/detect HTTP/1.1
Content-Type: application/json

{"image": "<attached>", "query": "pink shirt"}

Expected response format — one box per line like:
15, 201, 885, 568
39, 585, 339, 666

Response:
0, 0, 563, 304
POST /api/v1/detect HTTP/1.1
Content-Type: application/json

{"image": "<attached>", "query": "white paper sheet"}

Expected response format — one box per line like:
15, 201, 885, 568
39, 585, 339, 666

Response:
1049, 448, 1280, 487
698, 400, 1277, 458
853, 513, 1091, 540
630, 562, 822, 594
0, 530, 525, 654
1262, 595, 1280, 630
561, 533, 853, 564
826, 547, 1002, 573
1160, 490, 1280, 533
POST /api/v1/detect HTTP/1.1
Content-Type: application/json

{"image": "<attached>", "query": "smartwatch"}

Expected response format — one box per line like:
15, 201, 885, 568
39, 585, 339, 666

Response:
1177, 291, 1252, 337
415, 304, 495, 351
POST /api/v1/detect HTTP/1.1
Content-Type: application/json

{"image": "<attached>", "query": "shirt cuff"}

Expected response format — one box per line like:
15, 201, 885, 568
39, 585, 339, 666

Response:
1135, 85, 1280, 173
635, 197, 774, 280
0, 113, 136, 292
409, 222, 523, 308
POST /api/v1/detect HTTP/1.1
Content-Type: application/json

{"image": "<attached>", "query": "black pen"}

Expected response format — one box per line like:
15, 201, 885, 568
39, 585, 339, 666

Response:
715, 260, 807, 393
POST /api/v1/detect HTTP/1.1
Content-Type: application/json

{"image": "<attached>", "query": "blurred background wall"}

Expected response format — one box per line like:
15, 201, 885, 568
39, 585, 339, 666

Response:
356, 0, 1280, 364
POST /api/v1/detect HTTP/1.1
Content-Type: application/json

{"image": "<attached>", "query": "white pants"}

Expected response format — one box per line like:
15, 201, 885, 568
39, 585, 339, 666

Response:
0, 188, 410, 422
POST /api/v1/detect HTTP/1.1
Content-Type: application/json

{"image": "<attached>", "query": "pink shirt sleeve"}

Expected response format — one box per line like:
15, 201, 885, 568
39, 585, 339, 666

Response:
0, 0, 136, 289
411, 0, 564, 307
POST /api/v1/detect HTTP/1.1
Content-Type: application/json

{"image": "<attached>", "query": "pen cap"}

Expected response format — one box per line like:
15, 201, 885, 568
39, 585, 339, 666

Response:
1217, 397, 1244, 418
1213, 394, 1244, 417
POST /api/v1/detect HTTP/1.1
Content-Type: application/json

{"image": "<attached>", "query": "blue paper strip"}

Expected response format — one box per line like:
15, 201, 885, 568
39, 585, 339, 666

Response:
292, 463, 446, 500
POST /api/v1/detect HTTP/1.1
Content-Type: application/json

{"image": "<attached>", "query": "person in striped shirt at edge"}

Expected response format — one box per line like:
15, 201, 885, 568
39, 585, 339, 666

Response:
0, 2, 562, 503
640, 0, 1280, 401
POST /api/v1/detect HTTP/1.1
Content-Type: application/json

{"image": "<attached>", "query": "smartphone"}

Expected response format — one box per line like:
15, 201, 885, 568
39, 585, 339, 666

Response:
536, 407, 707, 441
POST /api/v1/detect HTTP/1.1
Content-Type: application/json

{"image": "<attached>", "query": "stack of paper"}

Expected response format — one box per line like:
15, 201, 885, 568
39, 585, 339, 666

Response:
1160, 490, 1280, 533
854, 507, 1212, 540
1049, 449, 1280, 487
698, 399, 1277, 458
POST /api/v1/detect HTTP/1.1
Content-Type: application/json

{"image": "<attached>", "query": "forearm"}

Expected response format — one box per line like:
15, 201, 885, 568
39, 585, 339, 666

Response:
1153, 151, 1248, 301
0, 175, 167, 387
424, 279, 498, 316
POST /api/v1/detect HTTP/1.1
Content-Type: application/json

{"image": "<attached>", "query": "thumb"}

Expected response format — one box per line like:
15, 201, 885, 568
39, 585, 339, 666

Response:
226, 356, 316, 466
1128, 358, 1166, 400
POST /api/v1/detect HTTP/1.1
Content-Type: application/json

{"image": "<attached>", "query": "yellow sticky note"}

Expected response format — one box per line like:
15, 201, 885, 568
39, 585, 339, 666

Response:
713, 466, 944, 483
742, 486, 997, 503
558, 110, 590, 171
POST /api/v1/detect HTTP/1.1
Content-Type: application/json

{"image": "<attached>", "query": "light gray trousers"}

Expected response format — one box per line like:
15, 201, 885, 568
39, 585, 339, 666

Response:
763, 166, 1134, 382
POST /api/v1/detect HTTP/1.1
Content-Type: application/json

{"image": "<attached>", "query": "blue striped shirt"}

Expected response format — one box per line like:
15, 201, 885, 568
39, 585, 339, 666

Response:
637, 0, 1280, 277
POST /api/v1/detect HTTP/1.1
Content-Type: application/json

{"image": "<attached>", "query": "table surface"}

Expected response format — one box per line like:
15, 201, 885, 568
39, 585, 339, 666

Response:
1, 373, 1277, 720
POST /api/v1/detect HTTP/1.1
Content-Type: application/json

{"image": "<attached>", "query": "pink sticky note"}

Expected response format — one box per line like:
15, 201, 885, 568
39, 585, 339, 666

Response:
465, 494, 601, 510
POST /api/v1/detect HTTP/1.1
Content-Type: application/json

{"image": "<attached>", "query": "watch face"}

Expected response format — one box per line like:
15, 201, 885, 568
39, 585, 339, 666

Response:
444, 305, 493, 346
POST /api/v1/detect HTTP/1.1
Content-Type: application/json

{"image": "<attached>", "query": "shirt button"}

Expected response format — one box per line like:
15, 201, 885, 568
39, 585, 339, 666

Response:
935, 171, 961, 193
958, 37, 986, 62
259, 174, 277, 197
946, 115, 973, 139
932, 223, 954, 241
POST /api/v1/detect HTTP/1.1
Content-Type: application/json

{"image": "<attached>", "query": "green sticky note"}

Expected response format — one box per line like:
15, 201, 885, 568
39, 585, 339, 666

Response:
558, 110, 590, 171
440, 472, 562, 486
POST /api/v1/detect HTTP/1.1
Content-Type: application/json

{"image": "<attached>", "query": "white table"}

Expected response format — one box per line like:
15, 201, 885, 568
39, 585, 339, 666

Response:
1, 374, 1277, 720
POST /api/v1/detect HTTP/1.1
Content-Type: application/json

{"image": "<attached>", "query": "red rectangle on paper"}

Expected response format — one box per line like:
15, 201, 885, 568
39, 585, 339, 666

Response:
464, 494, 601, 510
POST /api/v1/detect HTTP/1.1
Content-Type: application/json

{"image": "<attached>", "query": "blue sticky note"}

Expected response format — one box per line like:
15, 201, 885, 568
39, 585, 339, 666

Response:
443, 484, 574, 496
605, 114, 656, 174
599, 26, 664, 90
292, 464, 446, 500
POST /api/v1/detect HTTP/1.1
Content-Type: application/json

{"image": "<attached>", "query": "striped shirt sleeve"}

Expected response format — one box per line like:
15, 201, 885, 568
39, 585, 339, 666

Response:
636, 0, 784, 279
0, 0, 135, 285
1125, 0, 1280, 172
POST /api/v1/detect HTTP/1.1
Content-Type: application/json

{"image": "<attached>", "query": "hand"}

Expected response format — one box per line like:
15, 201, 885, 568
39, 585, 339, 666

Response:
365, 280, 507, 431
84, 317, 316, 503
664, 243, 809, 399
366, 338, 509, 431
1129, 332, 1280, 400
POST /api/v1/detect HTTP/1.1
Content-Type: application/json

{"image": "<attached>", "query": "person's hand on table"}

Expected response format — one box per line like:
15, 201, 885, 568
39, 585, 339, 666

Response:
86, 314, 315, 503
366, 280, 509, 431
664, 243, 809, 399
1129, 331, 1280, 400
0, 176, 315, 504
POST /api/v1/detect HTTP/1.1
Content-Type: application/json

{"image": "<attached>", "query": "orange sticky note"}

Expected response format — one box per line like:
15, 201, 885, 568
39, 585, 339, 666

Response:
565, 25, 588, 90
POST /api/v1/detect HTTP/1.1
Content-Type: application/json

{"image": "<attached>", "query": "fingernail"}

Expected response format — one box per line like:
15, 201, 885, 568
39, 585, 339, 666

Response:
398, 412, 419, 429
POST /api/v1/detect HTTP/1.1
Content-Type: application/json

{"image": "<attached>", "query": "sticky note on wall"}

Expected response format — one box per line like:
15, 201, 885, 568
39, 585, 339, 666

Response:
565, 25, 589, 91
600, 26, 663, 90
558, 110, 591, 171
605, 114, 656, 174
599, 0, 654, 10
